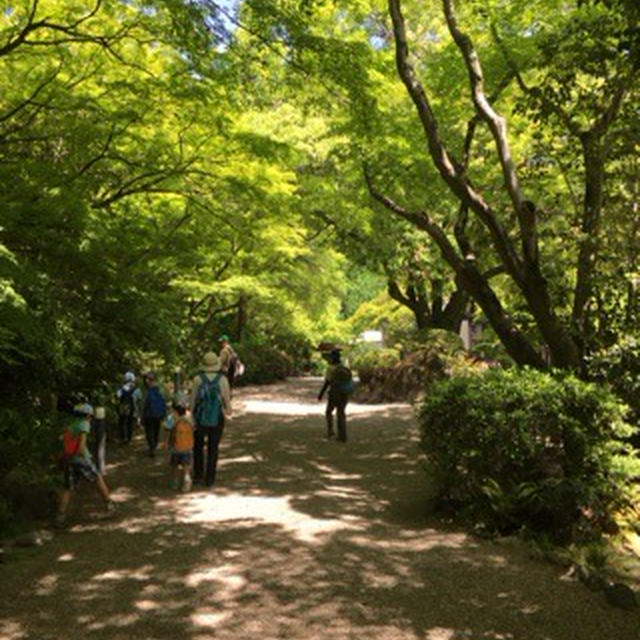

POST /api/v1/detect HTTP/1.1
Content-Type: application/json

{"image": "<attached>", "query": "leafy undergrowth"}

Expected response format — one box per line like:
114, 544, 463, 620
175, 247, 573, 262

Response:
353, 347, 486, 403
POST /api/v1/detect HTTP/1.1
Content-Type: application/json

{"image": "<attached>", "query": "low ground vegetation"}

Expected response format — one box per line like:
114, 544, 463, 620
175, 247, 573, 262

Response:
417, 368, 640, 545
351, 330, 484, 402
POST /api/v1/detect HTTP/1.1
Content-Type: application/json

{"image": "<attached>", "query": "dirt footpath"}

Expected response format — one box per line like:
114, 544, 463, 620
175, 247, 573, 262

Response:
0, 378, 637, 639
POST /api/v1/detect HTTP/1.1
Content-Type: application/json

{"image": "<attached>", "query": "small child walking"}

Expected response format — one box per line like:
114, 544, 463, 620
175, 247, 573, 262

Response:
164, 399, 194, 492
56, 403, 116, 528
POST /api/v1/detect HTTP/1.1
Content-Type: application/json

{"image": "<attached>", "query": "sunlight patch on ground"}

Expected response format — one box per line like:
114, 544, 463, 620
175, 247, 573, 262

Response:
92, 565, 154, 582
111, 512, 174, 534
238, 399, 411, 417
348, 531, 469, 552
57, 552, 75, 562
0, 620, 27, 640
35, 574, 58, 596
310, 461, 363, 480
101, 460, 127, 473
520, 604, 541, 615
84, 613, 140, 630
185, 563, 247, 592
238, 399, 321, 416
191, 609, 232, 629
426, 628, 458, 640
223, 454, 263, 464
315, 484, 368, 499
184, 562, 247, 603
454, 553, 509, 570
165, 492, 364, 543
134, 599, 161, 611
110, 485, 139, 503
365, 572, 402, 589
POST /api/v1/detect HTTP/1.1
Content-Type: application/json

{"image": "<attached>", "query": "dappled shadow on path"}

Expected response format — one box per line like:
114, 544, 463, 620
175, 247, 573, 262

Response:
1, 378, 637, 639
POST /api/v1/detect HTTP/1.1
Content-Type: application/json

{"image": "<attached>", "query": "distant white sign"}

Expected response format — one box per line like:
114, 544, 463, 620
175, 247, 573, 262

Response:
360, 330, 383, 343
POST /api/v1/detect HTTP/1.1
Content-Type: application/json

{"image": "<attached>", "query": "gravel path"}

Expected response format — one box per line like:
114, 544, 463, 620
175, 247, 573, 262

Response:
1, 377, 638, 639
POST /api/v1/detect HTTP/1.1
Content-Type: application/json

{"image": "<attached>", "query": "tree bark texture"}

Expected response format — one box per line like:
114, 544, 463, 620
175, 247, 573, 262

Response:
386, 0, 586, 369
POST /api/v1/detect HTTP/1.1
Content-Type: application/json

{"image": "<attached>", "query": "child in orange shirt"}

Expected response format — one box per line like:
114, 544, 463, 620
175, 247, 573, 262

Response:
164, 399, 194, 492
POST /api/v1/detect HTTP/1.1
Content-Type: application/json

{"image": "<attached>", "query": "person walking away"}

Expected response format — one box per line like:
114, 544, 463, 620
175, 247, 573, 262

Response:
142, 372, 166, 457
190, 352, 232, 488
317, 348, 353, 442
218, 334, 239, 389
163, 397, 194, 491
91, 406, 107, 475
56, 403, 116, 528
116, 372, 137, 444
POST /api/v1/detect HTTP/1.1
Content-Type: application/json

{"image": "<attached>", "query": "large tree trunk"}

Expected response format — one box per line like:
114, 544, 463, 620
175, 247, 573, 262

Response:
387, 277, 469, 333
572, 132, 604, 349
387, 279, 429, 330
367, 176, 546, 367
384, 0, 618, 371
384, 0, 548, 368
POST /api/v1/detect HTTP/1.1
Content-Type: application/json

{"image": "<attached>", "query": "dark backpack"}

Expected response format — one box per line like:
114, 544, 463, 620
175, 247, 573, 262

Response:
118, 385, 135, 417
194, 373, 222, 427
331, 364, 354, 394
144, 387, 166, 419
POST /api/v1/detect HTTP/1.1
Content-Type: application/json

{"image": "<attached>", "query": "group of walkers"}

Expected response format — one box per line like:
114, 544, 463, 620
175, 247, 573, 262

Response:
55, 338, 352, 528
115, 370, 168, 457
55, 335, 238, 527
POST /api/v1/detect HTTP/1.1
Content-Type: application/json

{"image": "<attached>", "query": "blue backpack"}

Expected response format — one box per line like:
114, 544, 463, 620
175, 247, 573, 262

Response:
331, 364, 354, 394
144, 387, 166, 419
194, 373, 222, 427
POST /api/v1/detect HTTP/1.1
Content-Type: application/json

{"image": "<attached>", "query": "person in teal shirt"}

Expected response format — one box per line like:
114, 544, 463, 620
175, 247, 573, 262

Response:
56, 403, 116, 527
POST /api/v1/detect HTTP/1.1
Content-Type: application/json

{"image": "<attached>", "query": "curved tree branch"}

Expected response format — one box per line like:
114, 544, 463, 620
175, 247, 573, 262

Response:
365, 163, 545, 367
387, 0, 524, 284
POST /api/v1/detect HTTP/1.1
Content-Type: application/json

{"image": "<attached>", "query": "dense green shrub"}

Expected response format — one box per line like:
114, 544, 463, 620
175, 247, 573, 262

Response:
236, 343, 294, 385
350, 346, 401, 387
403, 328, 466, 356
418, 368, 639, 542
350, 329, 481, 401
587, 336, 640, 444
0, 404, 61, 536
468, 323, 514, 366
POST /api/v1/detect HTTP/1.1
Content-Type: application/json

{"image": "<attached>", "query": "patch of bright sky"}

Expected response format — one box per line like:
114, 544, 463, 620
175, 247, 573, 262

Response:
207, 0, 240, 36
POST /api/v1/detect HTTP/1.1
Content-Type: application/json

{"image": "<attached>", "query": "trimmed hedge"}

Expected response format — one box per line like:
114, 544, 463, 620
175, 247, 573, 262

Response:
418, 368, 639, 542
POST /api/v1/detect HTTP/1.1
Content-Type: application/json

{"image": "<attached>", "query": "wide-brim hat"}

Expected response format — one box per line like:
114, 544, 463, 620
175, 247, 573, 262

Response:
202, 351, 220, 372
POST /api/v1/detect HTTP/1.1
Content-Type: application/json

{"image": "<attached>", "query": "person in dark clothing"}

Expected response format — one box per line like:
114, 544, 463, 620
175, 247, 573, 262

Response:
141, 372, 166, 457
218, 334, 237, 388
318, 348, 352, 442
116, 371, 138, 443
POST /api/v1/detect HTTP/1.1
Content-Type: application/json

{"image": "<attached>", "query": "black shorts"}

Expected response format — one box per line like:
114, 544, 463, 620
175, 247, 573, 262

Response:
63, 458, 100, 490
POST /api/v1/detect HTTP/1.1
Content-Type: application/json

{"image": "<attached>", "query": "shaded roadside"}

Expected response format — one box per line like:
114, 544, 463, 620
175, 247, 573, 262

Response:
0, 378, 637, 639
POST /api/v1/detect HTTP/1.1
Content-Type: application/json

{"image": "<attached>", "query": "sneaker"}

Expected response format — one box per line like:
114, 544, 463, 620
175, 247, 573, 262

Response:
182, 474, 192, 492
